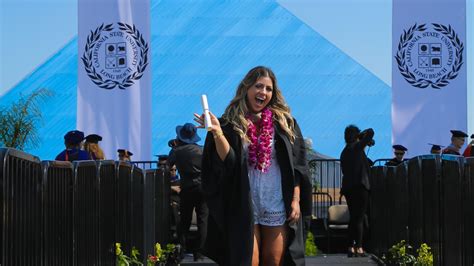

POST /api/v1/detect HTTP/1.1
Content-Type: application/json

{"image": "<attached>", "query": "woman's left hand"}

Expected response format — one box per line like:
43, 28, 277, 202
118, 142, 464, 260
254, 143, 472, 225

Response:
287, 199, 301, 224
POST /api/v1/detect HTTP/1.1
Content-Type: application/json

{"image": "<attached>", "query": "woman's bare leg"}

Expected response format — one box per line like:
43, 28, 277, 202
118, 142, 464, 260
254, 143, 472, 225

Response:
252, 225, 261, 266
260, 225, 287, 266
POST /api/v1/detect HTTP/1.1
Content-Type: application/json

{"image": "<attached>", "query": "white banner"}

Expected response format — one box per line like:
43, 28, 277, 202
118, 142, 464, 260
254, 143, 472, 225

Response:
78, 0, 151, 160
392, 0, 467, 155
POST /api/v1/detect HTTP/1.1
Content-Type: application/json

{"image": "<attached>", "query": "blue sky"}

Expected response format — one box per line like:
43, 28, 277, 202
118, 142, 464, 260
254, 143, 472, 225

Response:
1, 0, 77, 95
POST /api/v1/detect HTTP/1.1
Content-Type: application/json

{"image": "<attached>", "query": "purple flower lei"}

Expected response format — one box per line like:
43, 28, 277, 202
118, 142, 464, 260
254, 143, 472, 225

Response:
246, 107, 274, 172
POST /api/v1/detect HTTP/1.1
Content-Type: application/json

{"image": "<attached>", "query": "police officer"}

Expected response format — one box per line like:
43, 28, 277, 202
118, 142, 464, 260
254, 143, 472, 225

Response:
385, 145, 408, 166
55, 130, 91, 161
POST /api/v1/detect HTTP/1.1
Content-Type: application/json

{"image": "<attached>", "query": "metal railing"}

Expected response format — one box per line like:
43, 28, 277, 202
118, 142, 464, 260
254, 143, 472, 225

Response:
308, 159, 343, 206
0, 149, 43, 266
369, 155, 474, 265
0, 148, 172, 265
2, 147, 473, 265
131, 160, 159, 170
42, 160, 74, 266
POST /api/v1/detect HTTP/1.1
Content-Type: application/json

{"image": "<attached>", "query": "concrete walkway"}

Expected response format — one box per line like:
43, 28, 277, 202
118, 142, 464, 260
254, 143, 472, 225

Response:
181, 253, 380, 265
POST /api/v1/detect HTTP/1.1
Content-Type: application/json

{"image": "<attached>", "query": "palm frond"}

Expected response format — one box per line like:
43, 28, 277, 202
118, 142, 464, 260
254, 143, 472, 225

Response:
0, 88, 54, 150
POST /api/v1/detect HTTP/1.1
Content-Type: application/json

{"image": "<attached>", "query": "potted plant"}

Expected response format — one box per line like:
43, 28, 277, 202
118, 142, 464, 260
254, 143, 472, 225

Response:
382, 240, 433, 266
115, 242, 180, 266
147, 243, 180, 266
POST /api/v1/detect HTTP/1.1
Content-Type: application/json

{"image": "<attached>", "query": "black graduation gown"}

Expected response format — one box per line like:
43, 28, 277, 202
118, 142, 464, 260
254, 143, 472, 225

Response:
340, 128, 374, 195
201, 118, 312, 266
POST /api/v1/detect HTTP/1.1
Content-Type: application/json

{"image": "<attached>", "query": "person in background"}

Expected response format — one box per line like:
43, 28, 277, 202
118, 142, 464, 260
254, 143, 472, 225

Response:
462, 134, 474, 157
168, 123, 208, 261
170, 164, 180, 183
168, 138, 178, 149
55, 130, 91, 162
429, 143, 443, 155
157, 154, 180, 183
340, 125, 374, 257
156, 154, 169, 168
84, 134, 105, 160
442, 130, 468, 155
385, 145, 408, 166
158, 153, 181, 244
117, 149, 133, 161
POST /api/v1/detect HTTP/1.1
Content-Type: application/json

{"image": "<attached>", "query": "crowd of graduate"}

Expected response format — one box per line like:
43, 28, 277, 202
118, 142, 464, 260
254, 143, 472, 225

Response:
384, 129, 473, 167
54, 130, 133, 162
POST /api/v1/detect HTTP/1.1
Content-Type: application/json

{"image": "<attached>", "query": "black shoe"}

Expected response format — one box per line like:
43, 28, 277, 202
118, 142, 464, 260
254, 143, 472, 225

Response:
193, 252, 204, 261
178, 250, 186, 261
347, 247, 355, 258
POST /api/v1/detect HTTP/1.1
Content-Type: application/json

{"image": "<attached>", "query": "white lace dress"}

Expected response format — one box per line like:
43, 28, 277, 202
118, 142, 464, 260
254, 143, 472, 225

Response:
246, 139, 286, 226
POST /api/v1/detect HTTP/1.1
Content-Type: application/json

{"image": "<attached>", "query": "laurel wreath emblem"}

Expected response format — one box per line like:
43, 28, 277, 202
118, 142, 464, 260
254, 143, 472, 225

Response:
81, 23, 149, 90
395, 23, 464, 89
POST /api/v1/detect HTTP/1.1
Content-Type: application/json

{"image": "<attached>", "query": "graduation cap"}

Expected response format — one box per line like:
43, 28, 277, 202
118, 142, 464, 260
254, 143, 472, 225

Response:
428, 143, 444, 153
64, 130, 85, 144
154, 154, 169, 161
450, 130, 468, 138
428, 143, 443, 151
392, 144, 408, 152
85, 134, 102, 143
117, 149, 133, 156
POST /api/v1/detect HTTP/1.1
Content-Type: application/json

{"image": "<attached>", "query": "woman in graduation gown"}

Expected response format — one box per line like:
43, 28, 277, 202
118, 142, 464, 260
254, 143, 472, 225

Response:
196, 66, 312, 266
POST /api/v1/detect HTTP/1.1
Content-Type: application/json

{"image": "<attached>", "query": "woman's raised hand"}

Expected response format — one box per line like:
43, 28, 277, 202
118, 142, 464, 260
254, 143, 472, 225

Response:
193, 111, 221, 133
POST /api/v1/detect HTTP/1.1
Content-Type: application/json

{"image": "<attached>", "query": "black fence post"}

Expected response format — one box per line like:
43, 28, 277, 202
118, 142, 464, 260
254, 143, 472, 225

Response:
144, 169, 157, 261
0, 148, 43, 266
395, 163, 409, 243
42, 161, 74, 266
368, 166, 387, 255
131, 166, 145, 262
154, 167, 171, 245
116, 161, 133, 256
386, 166, 407, 246
464, 157, 474, 266
407, 157, 424, 249
98, 160, 117, 265
73, 161, 100, 266
440, 156, 464, 266
420, 155, 442, 265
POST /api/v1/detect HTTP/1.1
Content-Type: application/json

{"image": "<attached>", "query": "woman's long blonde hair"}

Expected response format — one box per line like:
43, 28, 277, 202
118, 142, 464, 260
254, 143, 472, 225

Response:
222, 66, 295, 143
84, 142, 106, 160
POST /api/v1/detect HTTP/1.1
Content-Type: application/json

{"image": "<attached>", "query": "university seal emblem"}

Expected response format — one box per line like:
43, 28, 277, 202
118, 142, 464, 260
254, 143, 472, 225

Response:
82, 23, 149, 90
395, 23, 463, 89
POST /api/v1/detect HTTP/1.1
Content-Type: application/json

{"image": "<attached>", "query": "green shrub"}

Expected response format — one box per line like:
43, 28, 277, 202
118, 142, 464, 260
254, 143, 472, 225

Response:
305, 232, 319, 256
116, 242, 179, 265
383, 240, 433, 266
